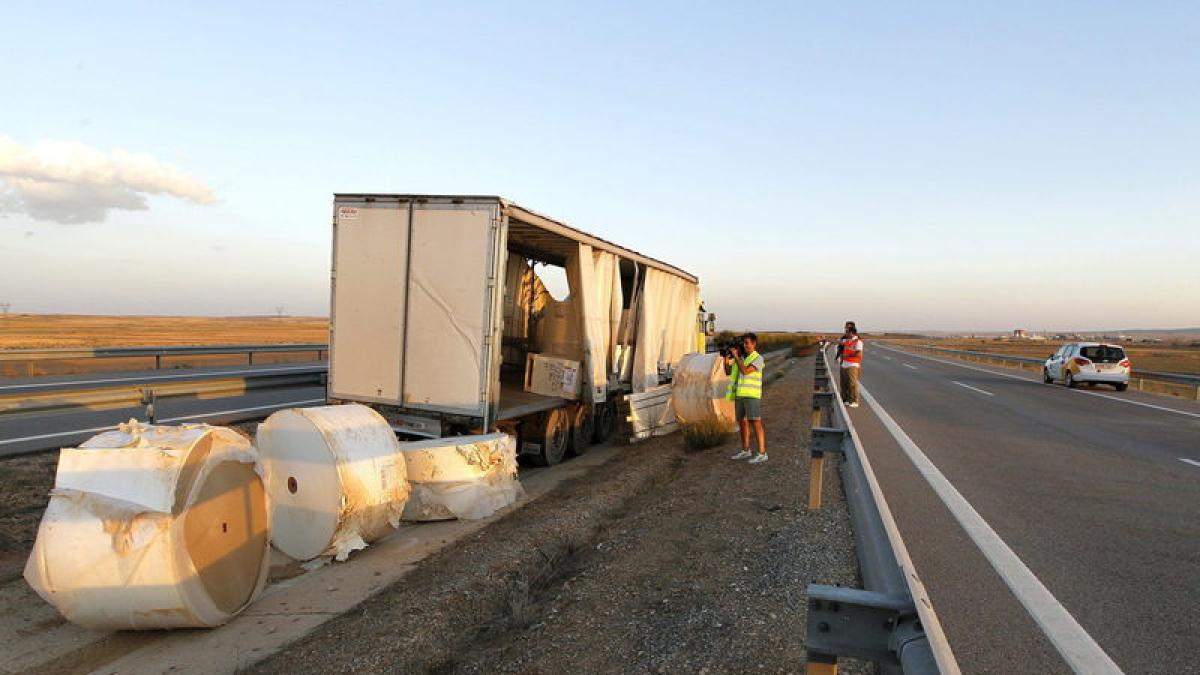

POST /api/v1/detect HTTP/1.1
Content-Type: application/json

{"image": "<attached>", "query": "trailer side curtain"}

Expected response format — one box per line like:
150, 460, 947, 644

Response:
567, 243, 621, 402
632, 268, 700, 392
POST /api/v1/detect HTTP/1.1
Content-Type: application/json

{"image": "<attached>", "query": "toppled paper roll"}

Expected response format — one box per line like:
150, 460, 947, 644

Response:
401, 433, 523, 521
671, 352, 737, 431
24, 421, 269, 630
257, 404, 409, 561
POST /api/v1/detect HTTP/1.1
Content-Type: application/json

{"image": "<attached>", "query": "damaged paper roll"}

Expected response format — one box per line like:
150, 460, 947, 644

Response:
23, 421, 270, 630
671, 352, 737, 431
401, 433, 523, 522
256, 404, 409, 561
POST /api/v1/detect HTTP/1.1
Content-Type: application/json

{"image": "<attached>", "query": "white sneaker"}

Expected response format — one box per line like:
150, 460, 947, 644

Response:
847, 402, 859, 408
748, 453, 769, 464
731, 450, 753, 460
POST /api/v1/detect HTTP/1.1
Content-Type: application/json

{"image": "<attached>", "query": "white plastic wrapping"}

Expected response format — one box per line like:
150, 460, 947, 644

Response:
672, 352, 737, 431
257, 404, 409, 562
23, 421, 270, 630
568, 243, 623, 402
400, 433, 524, 521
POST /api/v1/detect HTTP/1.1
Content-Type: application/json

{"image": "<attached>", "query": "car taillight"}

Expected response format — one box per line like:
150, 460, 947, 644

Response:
1072, 357, 1091, 366
1119, 359, 1131, 368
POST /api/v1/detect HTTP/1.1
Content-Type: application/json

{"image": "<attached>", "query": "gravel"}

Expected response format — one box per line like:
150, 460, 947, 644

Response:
254, 356, 871, 674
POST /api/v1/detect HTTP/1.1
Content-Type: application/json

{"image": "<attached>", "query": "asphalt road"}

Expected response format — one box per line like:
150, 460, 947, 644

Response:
845, 344, 1199, 674
0, 363, 328, 456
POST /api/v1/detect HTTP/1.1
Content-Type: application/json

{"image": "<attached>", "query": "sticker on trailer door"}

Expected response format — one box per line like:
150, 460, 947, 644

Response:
338, 206, 359, 220
561, 367, 577, 391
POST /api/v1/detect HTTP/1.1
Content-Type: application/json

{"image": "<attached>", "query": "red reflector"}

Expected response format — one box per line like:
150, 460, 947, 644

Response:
1119, 359, 1131, 368
1072, 357, 1091, 366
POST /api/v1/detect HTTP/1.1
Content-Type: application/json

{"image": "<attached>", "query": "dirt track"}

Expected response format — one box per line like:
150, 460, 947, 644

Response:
255, 356, 868, 674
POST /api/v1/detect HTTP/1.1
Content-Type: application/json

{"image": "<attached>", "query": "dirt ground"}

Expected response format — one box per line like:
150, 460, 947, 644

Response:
254, 357, 870, 674
0, 452, 58, 584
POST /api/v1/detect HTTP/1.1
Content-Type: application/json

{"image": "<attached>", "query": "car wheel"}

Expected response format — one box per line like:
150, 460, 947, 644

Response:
1115, 383, 1128, 392
1043, 368, 1053, 384
1065, 371, 1077, 389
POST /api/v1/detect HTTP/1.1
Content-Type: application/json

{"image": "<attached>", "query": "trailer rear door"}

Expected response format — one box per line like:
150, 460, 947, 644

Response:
403, 203, 501, 415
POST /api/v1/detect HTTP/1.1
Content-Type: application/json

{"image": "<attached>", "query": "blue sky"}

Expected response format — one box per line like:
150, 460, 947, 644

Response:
1, 1, 1196, 332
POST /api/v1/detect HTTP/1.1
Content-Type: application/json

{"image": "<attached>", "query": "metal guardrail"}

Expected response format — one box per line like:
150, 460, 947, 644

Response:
902, 343, 1200, 387
0, 368, 327, 418
805, 348, 960, 675
0, 343, 329, 368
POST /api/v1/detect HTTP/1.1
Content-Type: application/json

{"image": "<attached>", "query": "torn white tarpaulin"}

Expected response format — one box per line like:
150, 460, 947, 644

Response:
633, 268, 700, 392
256, 404, 410, 562
568, 243, 622, 402
400, 433, 523, 521
23, 421, 270, 630
671, 352, 737, 431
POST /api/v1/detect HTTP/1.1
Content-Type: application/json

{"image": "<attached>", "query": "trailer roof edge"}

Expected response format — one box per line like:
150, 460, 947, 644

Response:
333, 193, 698, 284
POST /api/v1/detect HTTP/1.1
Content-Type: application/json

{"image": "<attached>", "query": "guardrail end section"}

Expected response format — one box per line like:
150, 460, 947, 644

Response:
806, 584, 915, 667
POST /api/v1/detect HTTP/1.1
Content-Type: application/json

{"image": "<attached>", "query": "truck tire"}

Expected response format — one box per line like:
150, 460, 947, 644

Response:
592, 398, 617, 444
529, 408, 569, 466
568, 404, 595, 456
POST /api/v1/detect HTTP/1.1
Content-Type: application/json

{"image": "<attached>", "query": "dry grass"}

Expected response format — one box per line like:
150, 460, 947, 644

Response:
0, 314, 329, 378
886, 337, 1200, 376
0, 314, 328, 349
680, 419, 733, 451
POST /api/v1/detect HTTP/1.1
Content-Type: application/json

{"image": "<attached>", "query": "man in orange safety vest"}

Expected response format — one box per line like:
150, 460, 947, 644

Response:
837, 321, 863, 407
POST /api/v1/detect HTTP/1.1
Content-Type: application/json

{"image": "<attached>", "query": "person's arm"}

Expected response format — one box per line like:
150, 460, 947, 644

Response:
731, 351, 757, 375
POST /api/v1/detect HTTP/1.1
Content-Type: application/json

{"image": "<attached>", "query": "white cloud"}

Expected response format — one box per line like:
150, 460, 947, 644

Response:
0, 135, 216, 224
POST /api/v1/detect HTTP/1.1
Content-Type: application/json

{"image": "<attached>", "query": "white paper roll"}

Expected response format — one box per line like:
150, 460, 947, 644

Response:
400, 433, 523, 522
671, 352, 737, 430
23, 421, 270, 630
257, 404, 409, 561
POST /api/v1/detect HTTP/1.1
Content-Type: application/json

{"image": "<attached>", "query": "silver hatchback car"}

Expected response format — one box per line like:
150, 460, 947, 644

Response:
1043, 342, 1131, 391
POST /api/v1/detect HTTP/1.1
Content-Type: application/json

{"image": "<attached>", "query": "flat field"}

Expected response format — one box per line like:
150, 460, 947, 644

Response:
887, 337, 1200, 376
0, 314, 329, 378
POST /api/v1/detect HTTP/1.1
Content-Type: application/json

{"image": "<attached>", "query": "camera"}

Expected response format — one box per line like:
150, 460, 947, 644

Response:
718, 340, 741, 358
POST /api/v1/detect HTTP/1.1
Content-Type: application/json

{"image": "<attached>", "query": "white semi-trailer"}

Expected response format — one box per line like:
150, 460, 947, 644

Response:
327, 194, 708, 465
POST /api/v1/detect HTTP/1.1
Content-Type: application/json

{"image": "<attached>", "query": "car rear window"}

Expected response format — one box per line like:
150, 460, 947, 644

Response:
1080, 345, 1126, 363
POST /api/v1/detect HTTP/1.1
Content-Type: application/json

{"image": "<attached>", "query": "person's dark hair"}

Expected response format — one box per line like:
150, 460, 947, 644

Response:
742, 332, 758, 344
845, 321, 857, 334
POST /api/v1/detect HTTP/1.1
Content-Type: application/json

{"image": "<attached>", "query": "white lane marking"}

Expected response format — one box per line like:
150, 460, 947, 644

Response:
0, 364, 324, 392
952, 381, 995, 397
878, 345, 1200, 420
0, 398, 327, 446
1180, 458, 1200, 469
903, 363, 918, 370
860, 386, 1124, 674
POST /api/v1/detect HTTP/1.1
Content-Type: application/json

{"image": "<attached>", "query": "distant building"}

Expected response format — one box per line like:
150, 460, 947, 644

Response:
1013, 329, 1029, 339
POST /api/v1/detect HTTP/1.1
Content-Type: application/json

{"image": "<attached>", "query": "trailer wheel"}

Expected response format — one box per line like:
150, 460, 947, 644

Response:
529, 408, 570, 466
568, 404, 595, 456
592, 398, 617, 444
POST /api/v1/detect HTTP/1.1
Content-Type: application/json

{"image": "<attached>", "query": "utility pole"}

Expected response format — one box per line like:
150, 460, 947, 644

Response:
274, 305, 285, 318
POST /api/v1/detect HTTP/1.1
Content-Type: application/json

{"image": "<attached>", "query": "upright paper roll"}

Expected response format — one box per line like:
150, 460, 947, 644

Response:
257, 404, 409, 561
672, 352, 737, 430
23, 421, 269, 630
401, 433, 523, 522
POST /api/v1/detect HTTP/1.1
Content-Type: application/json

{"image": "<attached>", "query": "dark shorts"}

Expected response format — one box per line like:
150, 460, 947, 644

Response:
735, 397, 762, 421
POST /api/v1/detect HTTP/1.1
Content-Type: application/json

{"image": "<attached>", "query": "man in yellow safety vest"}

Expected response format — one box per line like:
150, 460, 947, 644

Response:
726, 332, 768, 464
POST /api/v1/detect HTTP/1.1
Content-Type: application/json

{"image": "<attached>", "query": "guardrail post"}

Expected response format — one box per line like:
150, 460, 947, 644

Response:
809, 427, 845, 510
248, 351, 255, 366
154, 354, 162, 370
814, 374, 830, 393
140, 388, 157, 424
805, 585, 915, 669
805, 651, 838, 675
812, 391, 834, 430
